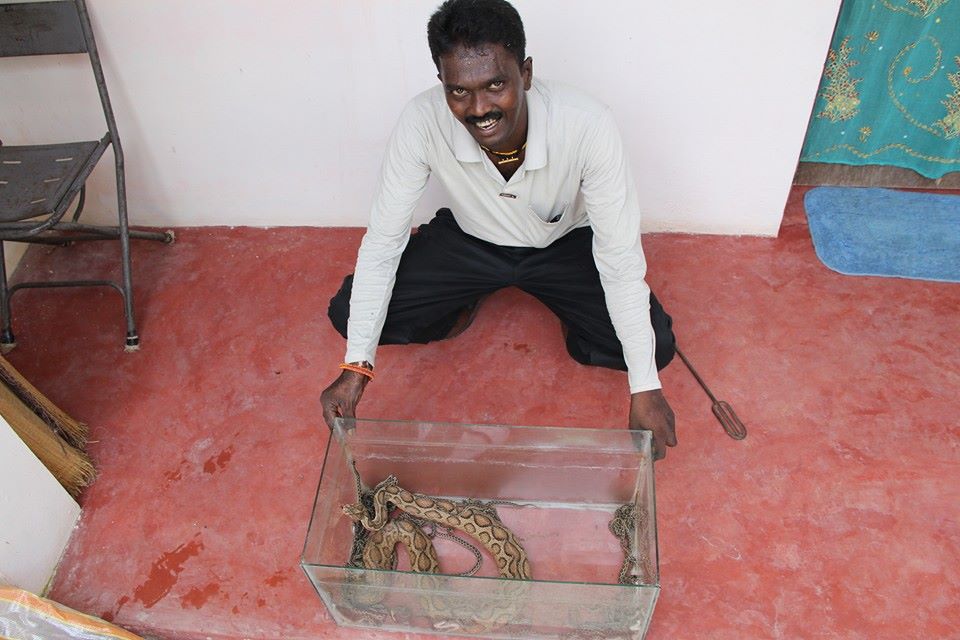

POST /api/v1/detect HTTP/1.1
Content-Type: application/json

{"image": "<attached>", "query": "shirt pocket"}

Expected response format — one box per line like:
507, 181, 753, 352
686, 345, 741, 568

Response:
527, 201, 569, 225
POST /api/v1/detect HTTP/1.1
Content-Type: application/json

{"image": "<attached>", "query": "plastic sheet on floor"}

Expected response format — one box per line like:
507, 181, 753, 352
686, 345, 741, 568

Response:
0, 586, 142, 640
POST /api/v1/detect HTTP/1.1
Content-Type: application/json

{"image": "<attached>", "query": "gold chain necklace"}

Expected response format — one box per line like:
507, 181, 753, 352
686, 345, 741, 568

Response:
480, 142, 527, 165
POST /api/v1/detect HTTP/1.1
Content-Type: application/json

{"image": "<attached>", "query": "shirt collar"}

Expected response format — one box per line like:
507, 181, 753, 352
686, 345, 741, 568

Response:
449, 80, 548, 170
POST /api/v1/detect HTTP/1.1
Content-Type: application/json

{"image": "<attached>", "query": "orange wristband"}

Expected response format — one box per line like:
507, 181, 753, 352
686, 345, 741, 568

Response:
339, 362, 375, 380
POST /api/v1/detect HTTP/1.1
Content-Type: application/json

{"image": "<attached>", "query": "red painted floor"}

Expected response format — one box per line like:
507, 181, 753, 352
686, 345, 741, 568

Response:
6, 185, 959, 639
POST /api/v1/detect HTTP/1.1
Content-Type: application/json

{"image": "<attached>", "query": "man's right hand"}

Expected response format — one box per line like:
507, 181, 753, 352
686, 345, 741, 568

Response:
320, 369, 371, 430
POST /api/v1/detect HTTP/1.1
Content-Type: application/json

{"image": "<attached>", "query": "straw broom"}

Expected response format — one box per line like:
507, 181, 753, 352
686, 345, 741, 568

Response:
0, 355, 88, 448
0, 380, 95, 497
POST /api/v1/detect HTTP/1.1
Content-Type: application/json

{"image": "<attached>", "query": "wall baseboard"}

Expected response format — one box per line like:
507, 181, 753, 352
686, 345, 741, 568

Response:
794, 162, 960, 190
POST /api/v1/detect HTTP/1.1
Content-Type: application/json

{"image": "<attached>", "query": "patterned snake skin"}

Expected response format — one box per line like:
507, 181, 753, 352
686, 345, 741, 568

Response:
361, 516, 441, 572
342, 475, 532, 579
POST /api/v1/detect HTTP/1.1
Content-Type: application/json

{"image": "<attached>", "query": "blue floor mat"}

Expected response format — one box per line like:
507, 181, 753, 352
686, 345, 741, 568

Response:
803, 186, 960, 283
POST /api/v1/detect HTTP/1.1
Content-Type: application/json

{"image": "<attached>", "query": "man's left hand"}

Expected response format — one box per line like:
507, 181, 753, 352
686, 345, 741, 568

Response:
629, 389, 676, 461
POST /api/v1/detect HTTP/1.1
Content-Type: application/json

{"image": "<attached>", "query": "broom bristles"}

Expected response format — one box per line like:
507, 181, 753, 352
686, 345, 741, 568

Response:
0, 377, 95, 497
0, 356, 88, 448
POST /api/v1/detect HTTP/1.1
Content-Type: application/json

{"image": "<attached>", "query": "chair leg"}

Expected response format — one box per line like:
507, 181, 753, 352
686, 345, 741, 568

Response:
115, 159, 139, 352
0, 242, 16, 352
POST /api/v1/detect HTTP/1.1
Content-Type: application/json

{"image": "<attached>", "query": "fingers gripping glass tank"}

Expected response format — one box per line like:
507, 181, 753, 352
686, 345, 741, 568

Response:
300, 418, 660, 639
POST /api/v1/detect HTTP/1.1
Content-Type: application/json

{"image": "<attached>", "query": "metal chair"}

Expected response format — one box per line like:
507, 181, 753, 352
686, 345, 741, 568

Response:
0, 0, 172, 352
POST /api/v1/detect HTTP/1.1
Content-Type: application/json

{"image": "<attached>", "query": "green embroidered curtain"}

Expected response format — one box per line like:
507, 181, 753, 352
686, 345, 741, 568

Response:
801, 0, 960, 178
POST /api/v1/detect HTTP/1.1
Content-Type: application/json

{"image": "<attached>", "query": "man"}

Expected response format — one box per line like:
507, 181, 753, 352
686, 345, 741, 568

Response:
321, 0, 678, 459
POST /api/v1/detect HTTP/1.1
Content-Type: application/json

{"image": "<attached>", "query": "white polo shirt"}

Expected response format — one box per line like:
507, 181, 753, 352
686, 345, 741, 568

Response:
345, 78, 661, 393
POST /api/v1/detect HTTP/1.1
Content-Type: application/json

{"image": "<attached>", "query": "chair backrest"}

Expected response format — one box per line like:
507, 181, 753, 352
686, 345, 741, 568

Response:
0, 1, 88, 58
0, 0, 123, 159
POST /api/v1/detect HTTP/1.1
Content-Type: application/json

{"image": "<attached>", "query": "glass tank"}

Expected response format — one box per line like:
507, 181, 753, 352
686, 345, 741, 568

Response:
301, 418, 660, 639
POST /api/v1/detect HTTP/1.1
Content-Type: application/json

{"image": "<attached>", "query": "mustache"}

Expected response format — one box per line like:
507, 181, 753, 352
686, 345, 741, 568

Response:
465, 111, 503, 125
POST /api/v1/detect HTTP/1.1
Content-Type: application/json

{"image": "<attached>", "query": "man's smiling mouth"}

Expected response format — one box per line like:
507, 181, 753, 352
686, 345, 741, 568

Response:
467, 111, 504, 135
475, 116, 500, 131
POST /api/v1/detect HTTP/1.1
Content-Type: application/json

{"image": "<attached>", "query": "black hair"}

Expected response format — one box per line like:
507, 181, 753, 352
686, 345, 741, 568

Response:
427, 0, 526, 69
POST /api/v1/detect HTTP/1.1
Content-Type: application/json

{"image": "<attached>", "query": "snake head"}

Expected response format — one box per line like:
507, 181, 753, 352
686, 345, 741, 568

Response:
374, 475, 399, 491
341, 502, 366, 522
343, 475, 399, 531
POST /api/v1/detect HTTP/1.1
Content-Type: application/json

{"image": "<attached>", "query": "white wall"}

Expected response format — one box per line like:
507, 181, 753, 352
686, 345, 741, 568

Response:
0, 1, 840, 236
0, 416, 80, 593
3, 243, 27, 278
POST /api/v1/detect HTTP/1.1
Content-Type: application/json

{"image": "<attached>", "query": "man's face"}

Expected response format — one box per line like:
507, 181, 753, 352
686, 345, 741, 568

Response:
438, 43, 533, 153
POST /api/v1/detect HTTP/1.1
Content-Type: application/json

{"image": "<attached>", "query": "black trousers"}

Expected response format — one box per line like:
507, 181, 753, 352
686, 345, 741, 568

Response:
329, 209, 675, 372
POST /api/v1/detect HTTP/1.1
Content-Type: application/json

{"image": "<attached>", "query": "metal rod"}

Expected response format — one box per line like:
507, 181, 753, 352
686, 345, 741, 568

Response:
674, 344, 747, 440
9, 280, 124, 296
0, 240, 14, 347
675, 346, 718, 404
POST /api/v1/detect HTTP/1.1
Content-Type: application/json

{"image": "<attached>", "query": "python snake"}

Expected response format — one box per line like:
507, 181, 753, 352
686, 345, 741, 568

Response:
342, 474, 532, 579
